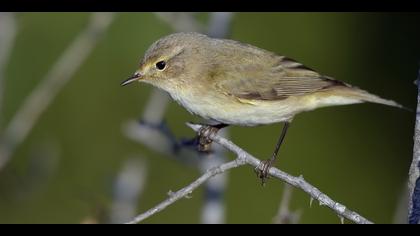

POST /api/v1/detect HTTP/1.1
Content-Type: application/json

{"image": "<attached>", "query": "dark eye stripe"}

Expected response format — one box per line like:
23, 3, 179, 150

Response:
156, 61, 166, 70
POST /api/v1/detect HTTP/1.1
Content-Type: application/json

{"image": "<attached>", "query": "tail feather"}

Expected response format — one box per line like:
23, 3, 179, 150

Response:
338, 86, 408, 111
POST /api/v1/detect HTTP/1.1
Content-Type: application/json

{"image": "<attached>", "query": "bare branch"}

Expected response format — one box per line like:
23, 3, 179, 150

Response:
0, 13, 17, 124
194, 124, 373, 224
0, 13, 115, 170
188, 123, 372, 224
126, 123, 373, 224
126, 158, 245, 224
409, 67, 420, 224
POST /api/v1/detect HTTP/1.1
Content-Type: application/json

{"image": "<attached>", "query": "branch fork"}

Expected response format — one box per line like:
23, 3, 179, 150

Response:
127, 122, 373, 224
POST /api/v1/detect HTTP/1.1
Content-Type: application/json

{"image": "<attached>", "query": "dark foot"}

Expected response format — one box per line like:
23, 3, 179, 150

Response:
255, 159, 274, 185
197, 125, 221, 152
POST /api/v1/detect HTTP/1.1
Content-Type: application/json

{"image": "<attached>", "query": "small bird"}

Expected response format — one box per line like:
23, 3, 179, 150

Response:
122, 32, 404, 184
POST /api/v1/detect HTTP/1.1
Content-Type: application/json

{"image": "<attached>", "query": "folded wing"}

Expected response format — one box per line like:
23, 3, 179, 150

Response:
215, 55, 346, 101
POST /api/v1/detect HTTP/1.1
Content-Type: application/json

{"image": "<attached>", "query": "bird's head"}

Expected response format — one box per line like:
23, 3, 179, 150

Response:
121, 32, 209, 91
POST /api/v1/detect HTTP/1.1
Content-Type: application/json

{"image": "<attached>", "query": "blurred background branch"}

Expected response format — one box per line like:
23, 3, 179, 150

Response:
154, 13, 205, 33
207, 12, 233, 39
123, 12, 233, 224
393, 185, 409, 224
0, 13, 115, 170
272, 184, 302, 224
109, 157, 148, 224
0, 13, 17, 126
409, 67, 420, 224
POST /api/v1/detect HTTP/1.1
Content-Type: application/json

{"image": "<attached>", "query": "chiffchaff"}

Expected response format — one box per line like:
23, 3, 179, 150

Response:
122, 32, 404, 183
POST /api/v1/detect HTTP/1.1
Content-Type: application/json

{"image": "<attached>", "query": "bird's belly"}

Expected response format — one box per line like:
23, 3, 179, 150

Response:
170, 92, 297, 126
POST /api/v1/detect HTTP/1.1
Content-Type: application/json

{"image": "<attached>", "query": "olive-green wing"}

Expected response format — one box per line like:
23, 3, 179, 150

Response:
215, 56, 345, 101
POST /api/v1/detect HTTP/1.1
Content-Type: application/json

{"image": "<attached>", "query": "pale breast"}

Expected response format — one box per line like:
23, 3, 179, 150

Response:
168, 87, 299, 126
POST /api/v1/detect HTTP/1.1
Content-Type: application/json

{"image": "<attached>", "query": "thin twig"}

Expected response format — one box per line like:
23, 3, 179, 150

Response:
126, 158, 245, 224
126, 123, 373, 224
409, 67, 420, 224
0, 13, 17, 125
0, 13, 115, 170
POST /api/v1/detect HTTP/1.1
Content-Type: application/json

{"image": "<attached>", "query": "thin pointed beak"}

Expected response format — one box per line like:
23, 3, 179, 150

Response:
121, 72, 142, 86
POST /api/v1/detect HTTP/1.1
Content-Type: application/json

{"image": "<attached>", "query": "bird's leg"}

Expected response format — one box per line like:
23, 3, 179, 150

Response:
197, 123, 229, 152
256, 122, 290, 185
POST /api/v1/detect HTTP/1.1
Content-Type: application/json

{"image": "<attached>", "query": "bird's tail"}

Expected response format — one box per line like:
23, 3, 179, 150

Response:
335, 86, 407, 110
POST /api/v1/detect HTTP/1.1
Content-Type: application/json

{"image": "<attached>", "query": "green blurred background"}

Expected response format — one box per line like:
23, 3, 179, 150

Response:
0, 12, 418, 224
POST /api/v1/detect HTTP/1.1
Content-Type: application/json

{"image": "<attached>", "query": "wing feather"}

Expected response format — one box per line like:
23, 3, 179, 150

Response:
215, 55, 345, 101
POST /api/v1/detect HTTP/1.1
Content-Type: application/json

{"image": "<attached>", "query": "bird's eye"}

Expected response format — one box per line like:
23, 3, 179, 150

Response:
156, 61, 166, 70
